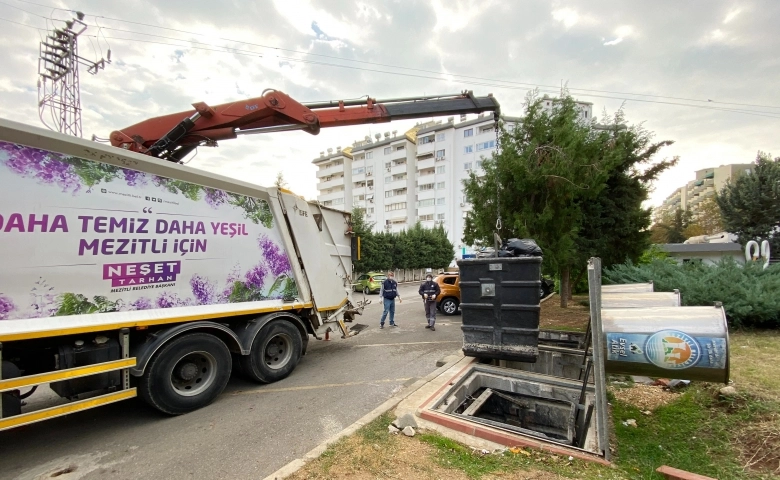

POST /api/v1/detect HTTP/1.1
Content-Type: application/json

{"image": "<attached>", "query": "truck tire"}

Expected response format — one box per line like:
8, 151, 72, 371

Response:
139, 333, 232, 415
240, 320, 302, 384
440, 297, 459, 316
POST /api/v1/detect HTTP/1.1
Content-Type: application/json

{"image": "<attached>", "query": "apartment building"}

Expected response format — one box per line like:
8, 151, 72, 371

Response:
312, 97, 594, 259
654, 163, 753, 221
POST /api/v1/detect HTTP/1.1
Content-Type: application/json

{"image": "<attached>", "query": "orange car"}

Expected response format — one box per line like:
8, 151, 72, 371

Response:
434, 273, 461, 315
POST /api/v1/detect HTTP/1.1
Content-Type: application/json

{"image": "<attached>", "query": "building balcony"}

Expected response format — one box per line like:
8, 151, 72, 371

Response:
417, 157, 435, 170
317, 178, 345, 190
316, 163, 344, 178
417, 142, 435, 154
417, 188, 435, 200
385, 179, 408, 190
390, 163, 408, 176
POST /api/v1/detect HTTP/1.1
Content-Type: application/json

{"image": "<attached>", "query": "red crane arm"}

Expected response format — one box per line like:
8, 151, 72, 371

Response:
109, 89, 500, 162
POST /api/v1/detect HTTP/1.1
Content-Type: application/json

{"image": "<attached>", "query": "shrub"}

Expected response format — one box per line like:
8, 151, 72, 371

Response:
604, 258, 780, 328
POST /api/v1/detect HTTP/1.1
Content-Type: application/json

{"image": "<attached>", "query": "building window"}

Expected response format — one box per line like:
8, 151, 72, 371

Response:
323, 200, 333, 206
333, 198, 344, 205
463, 128, 473, 137
464, 145, 473, 154
476, 140, 496, 151
437, 181, 446, 189
352, 167, 364, 175
419, 198, 435, 207
396, 145, 405, 151
419, 183, 434, 191
436, 133, 446, 141
464, 162, 472, 170
420, 135, 435, 144
435, 149, 446, 158
476, 160, 483, 168
385, 191, 394, 198
480, 125, 493, 133
436, 197, 445, 205
354, 195, 365, 203
366, 166, 374, 175
385, 202, 407, 212
437, 213, 445, 220
365, 151, 373, 159
367, 207, 374, 214
419, 214, 434, 222
384, 147, 392, 155
436, 165, 446, 174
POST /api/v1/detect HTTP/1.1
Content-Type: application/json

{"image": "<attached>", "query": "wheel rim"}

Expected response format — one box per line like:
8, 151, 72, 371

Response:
265, 332, 293, 370
364, 287, 370, 294
444, 300, 457, 314
170, 351, 217, 397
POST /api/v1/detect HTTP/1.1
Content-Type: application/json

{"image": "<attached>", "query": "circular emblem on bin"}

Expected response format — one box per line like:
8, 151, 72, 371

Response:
644, 330, 700, 370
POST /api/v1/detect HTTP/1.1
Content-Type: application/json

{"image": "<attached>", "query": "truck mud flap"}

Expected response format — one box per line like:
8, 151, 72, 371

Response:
348, 324, 369, 334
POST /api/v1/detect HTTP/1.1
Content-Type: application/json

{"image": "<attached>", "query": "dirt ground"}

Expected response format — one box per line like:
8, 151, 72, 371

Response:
287, 433, 568, 480
538, 294, 590, 331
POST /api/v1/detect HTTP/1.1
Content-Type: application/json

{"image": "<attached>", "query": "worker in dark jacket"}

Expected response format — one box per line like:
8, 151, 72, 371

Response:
379, 271, 401, 328
418, 274, 441, 331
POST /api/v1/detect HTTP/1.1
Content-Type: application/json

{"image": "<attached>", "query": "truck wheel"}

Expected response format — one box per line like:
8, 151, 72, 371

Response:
139, 333, 232, 415
441, 298, 459, 316
241, 320, 303, 384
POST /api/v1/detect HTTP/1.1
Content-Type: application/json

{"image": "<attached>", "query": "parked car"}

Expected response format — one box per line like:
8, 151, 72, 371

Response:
354, 272, 387, 294
434, 273, 461, 315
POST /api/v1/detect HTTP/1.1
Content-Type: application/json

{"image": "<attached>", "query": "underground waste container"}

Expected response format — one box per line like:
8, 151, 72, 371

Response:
456, 257, 542, 363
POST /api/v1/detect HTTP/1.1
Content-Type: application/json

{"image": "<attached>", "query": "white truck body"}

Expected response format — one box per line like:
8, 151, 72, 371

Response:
0, 118, 362, 429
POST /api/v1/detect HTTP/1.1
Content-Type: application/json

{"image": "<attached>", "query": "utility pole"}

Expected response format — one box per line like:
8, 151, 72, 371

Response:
37, 11, 110, 137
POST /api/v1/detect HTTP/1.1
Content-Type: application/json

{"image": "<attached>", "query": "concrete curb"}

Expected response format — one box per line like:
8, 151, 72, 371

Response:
262, 357, 464, 480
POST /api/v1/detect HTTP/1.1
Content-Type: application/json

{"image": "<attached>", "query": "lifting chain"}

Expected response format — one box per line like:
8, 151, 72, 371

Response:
493, 114, 502, 233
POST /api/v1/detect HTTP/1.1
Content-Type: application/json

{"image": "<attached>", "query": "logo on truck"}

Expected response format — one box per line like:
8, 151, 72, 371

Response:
103, 261, 181, 291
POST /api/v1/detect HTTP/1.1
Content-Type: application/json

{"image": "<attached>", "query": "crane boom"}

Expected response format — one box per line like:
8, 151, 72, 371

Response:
109, 89, 501, 162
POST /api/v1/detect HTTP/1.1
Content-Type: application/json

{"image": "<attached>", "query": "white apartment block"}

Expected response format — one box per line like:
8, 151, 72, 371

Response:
654, 163, 754, 222
313, 97, 594, 259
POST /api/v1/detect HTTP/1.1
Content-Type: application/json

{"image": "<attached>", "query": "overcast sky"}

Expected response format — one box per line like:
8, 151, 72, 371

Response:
1, 0, 779, 207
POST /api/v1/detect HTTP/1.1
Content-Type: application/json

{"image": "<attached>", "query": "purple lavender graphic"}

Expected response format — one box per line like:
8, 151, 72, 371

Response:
258, 235, 292, 277
0, 295, 15, 320
190, 274, 216, 305
123, 169, 148, 187
130, 297, 153, 311
205, 188, 228, 209
245, 263, 268, 289
0, 143, 81, 194
156, 292, 192, 309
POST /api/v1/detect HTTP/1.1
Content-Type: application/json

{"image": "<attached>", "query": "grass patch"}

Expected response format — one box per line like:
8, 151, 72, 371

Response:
417, 432, 616, 479
730, 331, 780, 401
612, 385, 780, 479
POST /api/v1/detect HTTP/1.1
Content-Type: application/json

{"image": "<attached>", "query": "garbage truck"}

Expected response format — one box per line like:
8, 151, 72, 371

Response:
0, 89, 501, 430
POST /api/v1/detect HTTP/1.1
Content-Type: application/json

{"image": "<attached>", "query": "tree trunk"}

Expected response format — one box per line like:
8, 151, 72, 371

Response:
560, 266, 570, 308
570, 268, 586, 301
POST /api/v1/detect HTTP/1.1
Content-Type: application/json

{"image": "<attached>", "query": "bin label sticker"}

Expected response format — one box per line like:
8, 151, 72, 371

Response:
606, 330, 727, 370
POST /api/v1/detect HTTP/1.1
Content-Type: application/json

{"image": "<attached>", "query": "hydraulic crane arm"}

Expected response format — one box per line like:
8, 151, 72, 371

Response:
109, 89, 501, 163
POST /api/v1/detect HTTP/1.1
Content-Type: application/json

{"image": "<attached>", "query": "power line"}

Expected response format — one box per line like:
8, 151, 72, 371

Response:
9, 0, 780, 111
90, 33, 780, 120
6, 0, 780, 118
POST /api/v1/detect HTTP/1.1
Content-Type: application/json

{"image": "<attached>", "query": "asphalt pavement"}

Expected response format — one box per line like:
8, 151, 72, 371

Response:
0, 283, 463, 480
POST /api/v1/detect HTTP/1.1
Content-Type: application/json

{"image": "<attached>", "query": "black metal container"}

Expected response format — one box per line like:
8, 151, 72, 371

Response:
457, 257, 542, 362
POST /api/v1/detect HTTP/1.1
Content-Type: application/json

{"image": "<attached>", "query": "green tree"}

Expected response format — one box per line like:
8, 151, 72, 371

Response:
693, 195, 724, 235
717, 153, 780, 253
274, 171, 288, 189
572, 112, 677, 297
464, 94, 627, 307
651, 207, 694, 244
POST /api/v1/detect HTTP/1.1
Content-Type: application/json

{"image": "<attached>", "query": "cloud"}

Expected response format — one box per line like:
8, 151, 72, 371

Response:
430, 0, 498, 33
603, 25, 635, 46
723, 8, 742, 24
552, 7, 580, 29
